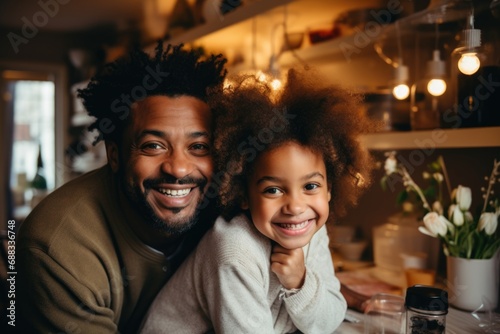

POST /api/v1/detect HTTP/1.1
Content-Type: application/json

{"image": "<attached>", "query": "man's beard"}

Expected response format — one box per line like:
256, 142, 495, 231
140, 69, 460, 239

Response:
124, 174, 209, 237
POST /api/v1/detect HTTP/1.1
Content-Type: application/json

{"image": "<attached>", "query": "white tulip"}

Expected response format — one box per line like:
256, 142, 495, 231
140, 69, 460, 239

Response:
478, 212, 498, 235
384, 156, 397, 175
451, 205, 464, 226
448, 204, 456, 219
456, 185, 472, 211
420, 212, 449, 237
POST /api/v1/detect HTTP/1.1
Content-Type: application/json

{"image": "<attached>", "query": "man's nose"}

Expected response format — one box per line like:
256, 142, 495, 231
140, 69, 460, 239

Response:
160, 150, 194, 179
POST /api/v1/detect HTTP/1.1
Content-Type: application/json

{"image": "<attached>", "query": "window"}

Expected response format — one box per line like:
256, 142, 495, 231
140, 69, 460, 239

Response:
11, 80, 56, 191
1, 64, 67, 222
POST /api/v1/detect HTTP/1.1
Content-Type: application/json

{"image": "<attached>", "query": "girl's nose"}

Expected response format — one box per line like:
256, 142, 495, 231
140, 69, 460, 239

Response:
282, 193, 306, 215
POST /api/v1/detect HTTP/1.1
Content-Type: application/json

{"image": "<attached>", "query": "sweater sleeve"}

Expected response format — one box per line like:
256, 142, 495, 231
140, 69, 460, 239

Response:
206, 260, 276, 334
282, 225, 347, 334
201, 217, 277, 334
17, 247, 118, 333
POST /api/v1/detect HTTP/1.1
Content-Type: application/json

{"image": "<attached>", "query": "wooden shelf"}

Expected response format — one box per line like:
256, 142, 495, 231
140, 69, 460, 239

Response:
279, 32, 375, 66
360, 127, 500, 150
144, 0, 294, 53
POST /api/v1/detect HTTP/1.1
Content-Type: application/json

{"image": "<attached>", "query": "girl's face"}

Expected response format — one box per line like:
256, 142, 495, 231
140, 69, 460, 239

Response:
244, 142, 331, 249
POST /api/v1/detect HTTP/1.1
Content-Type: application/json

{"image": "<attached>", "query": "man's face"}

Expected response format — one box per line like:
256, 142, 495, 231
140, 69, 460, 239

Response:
117, 95, 213, 236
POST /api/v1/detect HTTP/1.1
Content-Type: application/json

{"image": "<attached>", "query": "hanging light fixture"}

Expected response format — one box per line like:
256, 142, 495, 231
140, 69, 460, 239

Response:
453, 12, 482, 75
427, 23, 446, 96
392, 22, 410, 100
425, 22, 447, 97
426, 49, 447, 97
393, 61, 410, 100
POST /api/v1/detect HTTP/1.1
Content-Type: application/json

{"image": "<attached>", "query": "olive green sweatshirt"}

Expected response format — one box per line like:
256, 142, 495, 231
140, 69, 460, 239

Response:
16, 165, 206, 333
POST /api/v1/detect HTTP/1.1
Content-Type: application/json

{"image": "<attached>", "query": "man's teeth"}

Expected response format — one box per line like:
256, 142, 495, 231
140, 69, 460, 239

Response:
278, 220, 311, 230
159, 188, 191, 197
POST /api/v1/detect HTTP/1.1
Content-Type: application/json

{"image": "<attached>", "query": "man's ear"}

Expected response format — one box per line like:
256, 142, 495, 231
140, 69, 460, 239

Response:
105, 141, 120, 172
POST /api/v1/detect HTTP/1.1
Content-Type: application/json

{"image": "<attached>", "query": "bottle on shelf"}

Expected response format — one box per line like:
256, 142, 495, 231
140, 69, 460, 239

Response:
30, 144, 48, 208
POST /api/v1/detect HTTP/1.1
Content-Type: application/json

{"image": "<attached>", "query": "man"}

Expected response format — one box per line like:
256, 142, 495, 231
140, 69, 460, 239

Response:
16, 43, 226, 333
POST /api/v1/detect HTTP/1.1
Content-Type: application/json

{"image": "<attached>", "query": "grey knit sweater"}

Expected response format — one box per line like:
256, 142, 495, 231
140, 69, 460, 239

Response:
140, 214, 347, 334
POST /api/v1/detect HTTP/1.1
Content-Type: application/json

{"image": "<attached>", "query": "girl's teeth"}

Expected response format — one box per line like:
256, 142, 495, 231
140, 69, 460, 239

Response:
279, 220, 310, 230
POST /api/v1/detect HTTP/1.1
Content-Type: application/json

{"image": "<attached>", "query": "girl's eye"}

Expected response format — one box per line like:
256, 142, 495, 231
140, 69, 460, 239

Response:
305, 183, 319, 191
264, 187, 283, 195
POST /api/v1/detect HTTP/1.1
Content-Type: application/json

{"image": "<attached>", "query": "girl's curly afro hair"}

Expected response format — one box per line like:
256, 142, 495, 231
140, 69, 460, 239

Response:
210, 69, 376, 221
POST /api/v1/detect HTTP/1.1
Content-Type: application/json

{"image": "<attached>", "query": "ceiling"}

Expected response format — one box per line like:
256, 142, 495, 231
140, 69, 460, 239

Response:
0, 0, 146, 32
0, 0, 397, 40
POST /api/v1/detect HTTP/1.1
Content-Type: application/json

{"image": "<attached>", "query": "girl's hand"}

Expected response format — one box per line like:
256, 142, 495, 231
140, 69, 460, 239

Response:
270, 244, 306, 289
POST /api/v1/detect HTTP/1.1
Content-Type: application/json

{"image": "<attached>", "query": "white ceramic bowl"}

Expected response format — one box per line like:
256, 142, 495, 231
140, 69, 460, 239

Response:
337, 240, 367, 261
328, 225, 356, 248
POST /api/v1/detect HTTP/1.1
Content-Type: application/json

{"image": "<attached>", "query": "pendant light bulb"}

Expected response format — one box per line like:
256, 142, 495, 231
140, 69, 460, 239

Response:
426, 50, 447, 96
392, 64, 410, 100
458, 52, 481, 75
393, 84, 410, 100
427, 79, 447, 97
454, 14, 482, 76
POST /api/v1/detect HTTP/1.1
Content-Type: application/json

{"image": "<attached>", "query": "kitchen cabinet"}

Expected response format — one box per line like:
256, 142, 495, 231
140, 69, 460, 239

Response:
158, 0, 500, 151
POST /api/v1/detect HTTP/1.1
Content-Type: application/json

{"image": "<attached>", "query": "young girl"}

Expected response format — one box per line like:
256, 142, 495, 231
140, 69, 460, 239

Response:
140, 69, 374, 333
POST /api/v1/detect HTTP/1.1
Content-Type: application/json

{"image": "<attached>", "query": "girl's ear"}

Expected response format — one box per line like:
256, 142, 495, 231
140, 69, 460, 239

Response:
240, 198, 249, 210
327, 183, 332, 202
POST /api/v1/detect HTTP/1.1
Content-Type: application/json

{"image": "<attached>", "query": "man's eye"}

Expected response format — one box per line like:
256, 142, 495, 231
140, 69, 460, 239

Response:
190, 143, 210, 155
305, 183, 319, 191
140, 143, 165, 153
142, 143, 162, 150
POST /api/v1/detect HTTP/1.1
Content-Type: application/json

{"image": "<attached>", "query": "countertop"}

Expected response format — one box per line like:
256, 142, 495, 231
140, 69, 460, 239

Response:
333, 265, 499, 333
337, 307, 500, 333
